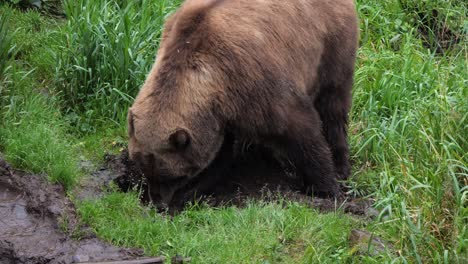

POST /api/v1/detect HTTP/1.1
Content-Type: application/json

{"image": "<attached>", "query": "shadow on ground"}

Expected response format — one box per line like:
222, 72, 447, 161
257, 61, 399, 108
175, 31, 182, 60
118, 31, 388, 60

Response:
108, 148, 379, 218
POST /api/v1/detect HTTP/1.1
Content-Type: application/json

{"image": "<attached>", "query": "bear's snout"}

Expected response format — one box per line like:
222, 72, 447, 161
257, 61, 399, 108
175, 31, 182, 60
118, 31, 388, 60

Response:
132, 152, 159, 178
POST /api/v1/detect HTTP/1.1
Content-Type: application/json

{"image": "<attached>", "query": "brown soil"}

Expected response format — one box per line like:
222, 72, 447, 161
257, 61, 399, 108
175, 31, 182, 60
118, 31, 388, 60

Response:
109, 149, 379, 218
0, 157, 147, 263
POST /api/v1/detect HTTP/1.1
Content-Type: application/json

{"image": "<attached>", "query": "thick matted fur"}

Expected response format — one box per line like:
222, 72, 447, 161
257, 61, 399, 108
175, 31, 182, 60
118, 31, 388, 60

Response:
128, 0, 359, 203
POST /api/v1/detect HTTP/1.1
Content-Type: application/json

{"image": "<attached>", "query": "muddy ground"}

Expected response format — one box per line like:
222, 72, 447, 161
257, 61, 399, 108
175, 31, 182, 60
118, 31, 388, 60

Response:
0, 157, 157, 263
109, 148, 378, 218
0, 146, 379, 263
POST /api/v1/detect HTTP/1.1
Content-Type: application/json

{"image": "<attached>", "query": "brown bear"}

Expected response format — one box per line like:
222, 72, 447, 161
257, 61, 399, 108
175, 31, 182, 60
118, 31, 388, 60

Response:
128, 0, 359, 205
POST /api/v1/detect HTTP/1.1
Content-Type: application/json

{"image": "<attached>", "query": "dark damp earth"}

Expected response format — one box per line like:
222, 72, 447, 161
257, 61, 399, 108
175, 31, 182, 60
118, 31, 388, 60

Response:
110, 148, 378, 217
0, 157, 147, 263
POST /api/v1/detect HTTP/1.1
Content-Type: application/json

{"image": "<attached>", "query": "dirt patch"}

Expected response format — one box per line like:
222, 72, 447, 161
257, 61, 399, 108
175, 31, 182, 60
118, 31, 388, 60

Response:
107, 149, 379, 218
0, 157, 148, 263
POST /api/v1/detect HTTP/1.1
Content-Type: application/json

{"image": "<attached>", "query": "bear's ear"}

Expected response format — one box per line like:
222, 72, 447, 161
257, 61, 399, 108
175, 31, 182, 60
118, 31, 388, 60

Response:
169, 129, 191, 151
128, 110, 135, 137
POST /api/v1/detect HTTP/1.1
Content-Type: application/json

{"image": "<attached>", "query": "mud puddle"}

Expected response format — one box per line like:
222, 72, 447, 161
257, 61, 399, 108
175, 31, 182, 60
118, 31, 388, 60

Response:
0, 157, 150, 263
106, 149, 379, 218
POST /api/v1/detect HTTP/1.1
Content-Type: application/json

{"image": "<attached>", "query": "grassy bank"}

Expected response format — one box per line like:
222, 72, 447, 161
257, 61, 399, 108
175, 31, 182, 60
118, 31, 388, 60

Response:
0, 6, 79, 189
0, 0, 466, 263
78, 192, 368, 263
349, 0, 467, 262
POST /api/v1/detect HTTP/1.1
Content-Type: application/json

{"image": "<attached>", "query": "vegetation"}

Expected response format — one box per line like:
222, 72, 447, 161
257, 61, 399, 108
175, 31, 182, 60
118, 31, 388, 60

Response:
0, 6, 79, 189
78, 192, 367, 263
0, 0, 466, 263
55, 0, 181, 133
4, 0, 64, 17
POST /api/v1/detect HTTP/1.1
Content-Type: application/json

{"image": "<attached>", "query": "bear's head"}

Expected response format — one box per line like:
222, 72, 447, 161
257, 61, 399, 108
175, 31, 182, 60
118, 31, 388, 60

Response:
127, 60, 226, 205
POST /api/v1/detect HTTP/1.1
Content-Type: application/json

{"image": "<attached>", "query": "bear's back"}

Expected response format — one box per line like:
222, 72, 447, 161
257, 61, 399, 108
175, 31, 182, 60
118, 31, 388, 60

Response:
160, 0, 358, 97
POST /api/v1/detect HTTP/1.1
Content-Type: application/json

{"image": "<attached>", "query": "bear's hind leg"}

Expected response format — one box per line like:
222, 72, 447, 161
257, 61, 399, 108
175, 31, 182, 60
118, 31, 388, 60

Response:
268, 103, 341, 198
314, 81, 352, 181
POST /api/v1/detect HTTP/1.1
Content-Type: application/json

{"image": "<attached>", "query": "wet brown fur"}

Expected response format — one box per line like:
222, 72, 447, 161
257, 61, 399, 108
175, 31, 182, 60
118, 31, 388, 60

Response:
128, 0, 360, 202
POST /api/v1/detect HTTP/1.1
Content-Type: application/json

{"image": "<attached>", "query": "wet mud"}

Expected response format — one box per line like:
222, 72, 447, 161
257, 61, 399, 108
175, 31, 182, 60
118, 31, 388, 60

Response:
0, 157, 145, 263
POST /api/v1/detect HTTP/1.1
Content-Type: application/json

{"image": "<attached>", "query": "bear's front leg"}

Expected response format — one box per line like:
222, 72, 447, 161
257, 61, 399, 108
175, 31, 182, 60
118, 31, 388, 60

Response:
172, 131, 236, 203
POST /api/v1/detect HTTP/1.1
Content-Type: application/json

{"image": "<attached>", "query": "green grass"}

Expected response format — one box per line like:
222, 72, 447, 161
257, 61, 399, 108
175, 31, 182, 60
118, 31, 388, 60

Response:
0, 0, 466, 263
0, 10, 13, 80
0, 5, 79, 189
78, 191, 381, 263
54, 0, 182, 133
348, 1, 467, 262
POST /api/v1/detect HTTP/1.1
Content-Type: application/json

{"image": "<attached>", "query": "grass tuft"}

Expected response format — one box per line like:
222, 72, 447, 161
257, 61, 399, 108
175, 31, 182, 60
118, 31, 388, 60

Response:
0, 4, 80, 190
54, 0, 181, 133
0, 8, 14, 81
78, 191, 371, 263
349, 1, 467, 262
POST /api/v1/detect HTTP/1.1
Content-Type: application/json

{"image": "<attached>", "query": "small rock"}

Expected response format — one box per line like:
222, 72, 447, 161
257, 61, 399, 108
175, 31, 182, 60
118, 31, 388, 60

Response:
349, 229, 393, 256
365, 207, 380, 219
171, 254, 191, 264
72, 254, 90, 263
344, 199, 381, 219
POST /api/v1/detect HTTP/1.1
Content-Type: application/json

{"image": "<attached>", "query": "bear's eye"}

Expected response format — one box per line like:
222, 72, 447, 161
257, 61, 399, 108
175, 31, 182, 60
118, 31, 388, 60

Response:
169, 129, 191, 151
